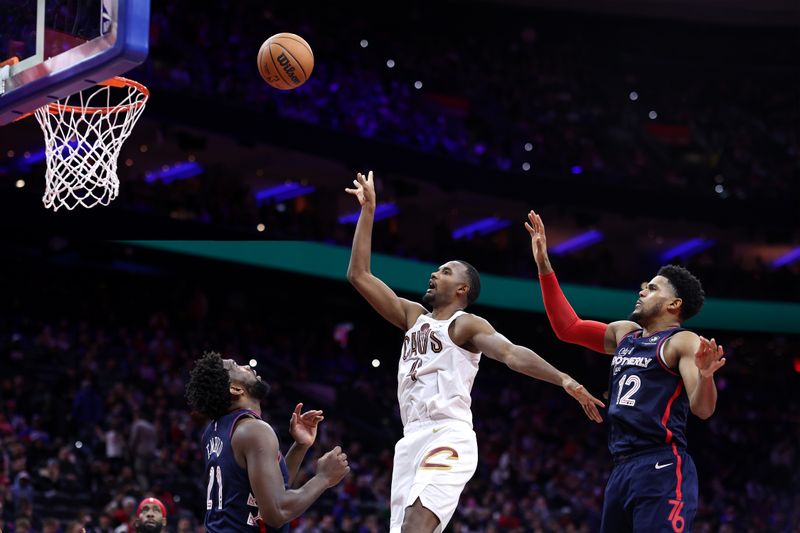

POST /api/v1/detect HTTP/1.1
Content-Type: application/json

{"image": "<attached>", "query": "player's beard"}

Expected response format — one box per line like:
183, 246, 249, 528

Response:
422, 291, 435, 305
628, 301, 662, 325
135, 522, 164, 533
246, 378, 270, 400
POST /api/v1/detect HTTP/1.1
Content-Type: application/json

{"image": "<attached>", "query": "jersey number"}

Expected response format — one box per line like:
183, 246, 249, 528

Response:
615, 374, 641, 406
408, 358, 421, 382
206, 465, 223, 510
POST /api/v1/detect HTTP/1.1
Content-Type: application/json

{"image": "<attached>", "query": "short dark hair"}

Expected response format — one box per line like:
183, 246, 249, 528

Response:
455, 260, 481, 306
657, 265, 705, 321
185, 351, 231, 420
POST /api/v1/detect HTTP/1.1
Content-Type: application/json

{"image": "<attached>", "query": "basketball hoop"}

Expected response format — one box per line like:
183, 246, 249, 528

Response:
33, 76, 149, 211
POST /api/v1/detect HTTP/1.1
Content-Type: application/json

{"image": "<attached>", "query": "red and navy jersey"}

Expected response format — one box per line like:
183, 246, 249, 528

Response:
607, 327, 689, 457
203, 409, 290, 533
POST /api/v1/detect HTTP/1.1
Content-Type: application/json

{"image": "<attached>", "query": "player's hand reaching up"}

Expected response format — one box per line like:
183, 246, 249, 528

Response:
695, 336, 726, 378
345, 170, 376, 209
289, 403, 324, 447
524, 210, 553, 274
316, 446, 350, 487
562, 375, 605, 423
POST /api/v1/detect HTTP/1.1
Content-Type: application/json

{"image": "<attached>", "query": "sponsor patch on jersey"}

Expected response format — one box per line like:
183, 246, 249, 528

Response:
611, 355, 653, 369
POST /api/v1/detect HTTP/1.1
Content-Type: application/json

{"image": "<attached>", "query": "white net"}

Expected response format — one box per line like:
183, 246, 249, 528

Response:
33, 77, 148, 211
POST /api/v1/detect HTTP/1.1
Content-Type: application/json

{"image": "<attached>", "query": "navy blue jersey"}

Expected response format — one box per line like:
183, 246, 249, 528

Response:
203, 408, 290, 533
607, 328, 689, 456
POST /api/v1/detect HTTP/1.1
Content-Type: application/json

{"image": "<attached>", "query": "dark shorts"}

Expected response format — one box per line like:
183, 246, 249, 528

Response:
600, 446, 698, 533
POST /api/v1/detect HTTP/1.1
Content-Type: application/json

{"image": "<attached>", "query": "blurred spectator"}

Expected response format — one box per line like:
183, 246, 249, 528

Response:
129, 411, 157, 489
133, 497, 168, 533
10, 472, 33, 507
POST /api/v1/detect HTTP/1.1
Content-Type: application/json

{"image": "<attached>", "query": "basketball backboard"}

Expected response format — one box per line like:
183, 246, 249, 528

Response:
0, 0, 149, 125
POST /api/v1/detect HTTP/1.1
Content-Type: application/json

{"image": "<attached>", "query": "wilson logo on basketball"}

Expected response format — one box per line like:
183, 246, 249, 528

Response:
276, 53, 301, 84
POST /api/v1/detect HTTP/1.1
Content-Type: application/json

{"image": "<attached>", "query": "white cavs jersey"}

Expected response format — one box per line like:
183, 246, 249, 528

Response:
398, 310, 481, 428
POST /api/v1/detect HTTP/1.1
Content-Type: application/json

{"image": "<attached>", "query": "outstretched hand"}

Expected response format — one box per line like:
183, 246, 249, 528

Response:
289, 403, 324, 447
524, 210, 550, 268
345, 170, 376, 209
695, 336, 725, 378
562, 375, 605, 423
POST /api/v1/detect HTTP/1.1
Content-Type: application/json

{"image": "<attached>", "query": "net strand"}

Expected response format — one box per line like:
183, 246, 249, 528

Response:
34, 80, 148, 211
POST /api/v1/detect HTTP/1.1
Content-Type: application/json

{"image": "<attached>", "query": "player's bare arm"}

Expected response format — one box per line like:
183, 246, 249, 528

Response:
232, 419, 349, 528
525, 209, 638, 353
346, 170, 426, 330
283, 403, 323, 487
450, 313, 605, 423
665, 332, 725, 419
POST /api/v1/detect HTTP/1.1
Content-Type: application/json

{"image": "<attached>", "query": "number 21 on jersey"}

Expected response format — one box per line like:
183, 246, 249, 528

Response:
207, 465, 223, 510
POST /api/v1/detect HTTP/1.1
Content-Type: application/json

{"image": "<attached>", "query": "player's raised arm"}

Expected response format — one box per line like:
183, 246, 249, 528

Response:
283, 402, 323, 487
451, 314, 605, 423
234, 419, 349, 528
346, 170, 426, 330
670, 333, 725, 419
525, 210, 637, 353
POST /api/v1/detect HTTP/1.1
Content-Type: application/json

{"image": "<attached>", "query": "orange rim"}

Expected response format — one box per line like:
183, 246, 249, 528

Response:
0, 57, 20, 68
44, 76, 150, 115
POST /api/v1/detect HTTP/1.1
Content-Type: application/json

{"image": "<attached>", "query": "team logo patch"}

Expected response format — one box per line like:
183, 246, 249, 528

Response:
419, 446, 459, 470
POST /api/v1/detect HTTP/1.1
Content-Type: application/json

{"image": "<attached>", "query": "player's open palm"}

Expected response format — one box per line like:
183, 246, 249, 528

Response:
524, 210, 549, 266
695, 336, 725, 378
345, 170, 376, 208
316, 445, 350, 487
562, 376, 606, 423
289, 403, 324, 447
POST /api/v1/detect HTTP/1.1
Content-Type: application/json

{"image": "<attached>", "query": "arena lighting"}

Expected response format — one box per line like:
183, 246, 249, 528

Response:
254, 182, 316, 204
452, 217, 512, 240
550, 230, 604, 255
660, 238, 715, 262
14, 140, 79, 169
338, 202, 399, 224
772, 246, 800, 268
144, 161, 204, 184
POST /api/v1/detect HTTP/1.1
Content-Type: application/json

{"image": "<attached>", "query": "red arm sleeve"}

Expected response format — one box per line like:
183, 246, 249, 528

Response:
539, 271, 609, 354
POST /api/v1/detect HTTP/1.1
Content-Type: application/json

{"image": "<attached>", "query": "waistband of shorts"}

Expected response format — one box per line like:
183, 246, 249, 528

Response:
403, 418, 472, 435
612, 445, 685, 465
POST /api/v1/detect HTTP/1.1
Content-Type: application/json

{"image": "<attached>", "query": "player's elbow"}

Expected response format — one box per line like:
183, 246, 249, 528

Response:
552, 325, 577, 345
501, 346, 519, 371
690, 404, 715, 420
346, 268, 367, 286
261, 508, 287, 529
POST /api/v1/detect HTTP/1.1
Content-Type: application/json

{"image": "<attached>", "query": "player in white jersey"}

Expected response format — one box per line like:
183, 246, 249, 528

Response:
345, 171, 605, 533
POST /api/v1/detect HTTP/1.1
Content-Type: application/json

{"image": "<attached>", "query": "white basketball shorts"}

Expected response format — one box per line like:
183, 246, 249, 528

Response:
389, 419, 478, 533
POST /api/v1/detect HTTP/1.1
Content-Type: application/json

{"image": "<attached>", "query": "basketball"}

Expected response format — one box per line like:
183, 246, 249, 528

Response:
257, 33, 314, 90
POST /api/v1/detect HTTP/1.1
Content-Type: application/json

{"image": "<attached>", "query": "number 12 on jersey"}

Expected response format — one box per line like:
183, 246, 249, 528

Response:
207, 465, 223, 510
615, 374, 641, 406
